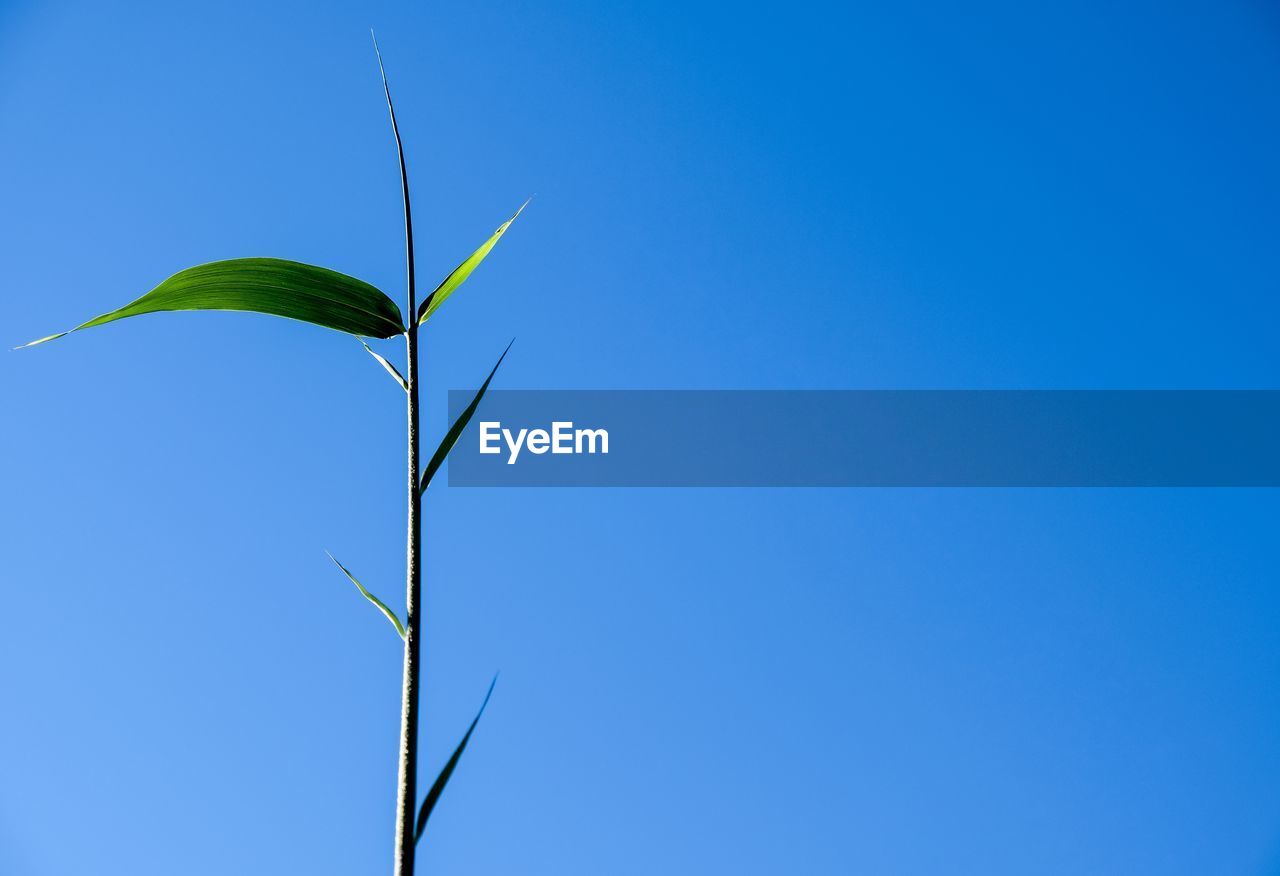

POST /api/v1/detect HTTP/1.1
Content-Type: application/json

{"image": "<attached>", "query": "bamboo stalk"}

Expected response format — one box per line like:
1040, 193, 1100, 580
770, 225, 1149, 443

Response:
397, 321, 422, 876
373, 32, 422, 876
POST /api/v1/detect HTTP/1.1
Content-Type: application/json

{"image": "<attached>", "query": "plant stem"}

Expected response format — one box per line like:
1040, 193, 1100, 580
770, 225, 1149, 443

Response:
373, 33, 421, 876
397, 320, 421, 876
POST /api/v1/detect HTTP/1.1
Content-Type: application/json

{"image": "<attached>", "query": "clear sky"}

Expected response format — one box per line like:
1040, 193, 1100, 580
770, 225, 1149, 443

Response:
2, 0, 1278, 873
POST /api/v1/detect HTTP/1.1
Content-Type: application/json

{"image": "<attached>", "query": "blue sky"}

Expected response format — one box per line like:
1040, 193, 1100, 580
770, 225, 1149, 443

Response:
2, 0, 1278, 873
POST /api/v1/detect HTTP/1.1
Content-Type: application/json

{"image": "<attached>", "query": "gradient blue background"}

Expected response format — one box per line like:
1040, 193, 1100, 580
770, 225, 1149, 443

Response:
2, 1, 1278, 873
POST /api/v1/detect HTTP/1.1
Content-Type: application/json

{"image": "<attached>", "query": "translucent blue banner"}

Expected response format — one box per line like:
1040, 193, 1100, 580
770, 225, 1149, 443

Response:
444, 391, 1280, 487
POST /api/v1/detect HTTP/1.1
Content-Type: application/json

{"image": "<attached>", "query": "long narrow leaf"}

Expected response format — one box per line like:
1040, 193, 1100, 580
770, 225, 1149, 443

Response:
371, 31, 418, 319
414, 676, 497, 844
18, 258, 405, 348
360, 338, 408, 391
420, 340, 513, 493
326, 551, 406, 640
416, 201, 529, 325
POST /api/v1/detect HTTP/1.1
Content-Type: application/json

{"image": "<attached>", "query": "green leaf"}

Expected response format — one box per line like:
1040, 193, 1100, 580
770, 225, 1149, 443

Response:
416, 201, 529, 325
18, 258, 405, 348
415, 675, 497, 845
420, 340, 513, 493
360, 338, 408, 392
326, 551, 406, 640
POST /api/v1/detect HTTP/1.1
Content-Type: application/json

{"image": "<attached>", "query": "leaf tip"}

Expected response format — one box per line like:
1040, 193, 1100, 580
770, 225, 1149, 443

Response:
496, 337, 516, 368
14, 331, 69, 350
371, 29, 391, 86
503, 198, 532, 230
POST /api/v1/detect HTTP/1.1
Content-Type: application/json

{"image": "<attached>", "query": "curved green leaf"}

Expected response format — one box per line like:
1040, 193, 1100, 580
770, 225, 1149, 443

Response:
360, 338, 408, 392
415, 675, 497, 845
18, 258, 404, 348
326, 551, 406, 640
417, 201, 529, 325
420, 340, 513, 493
